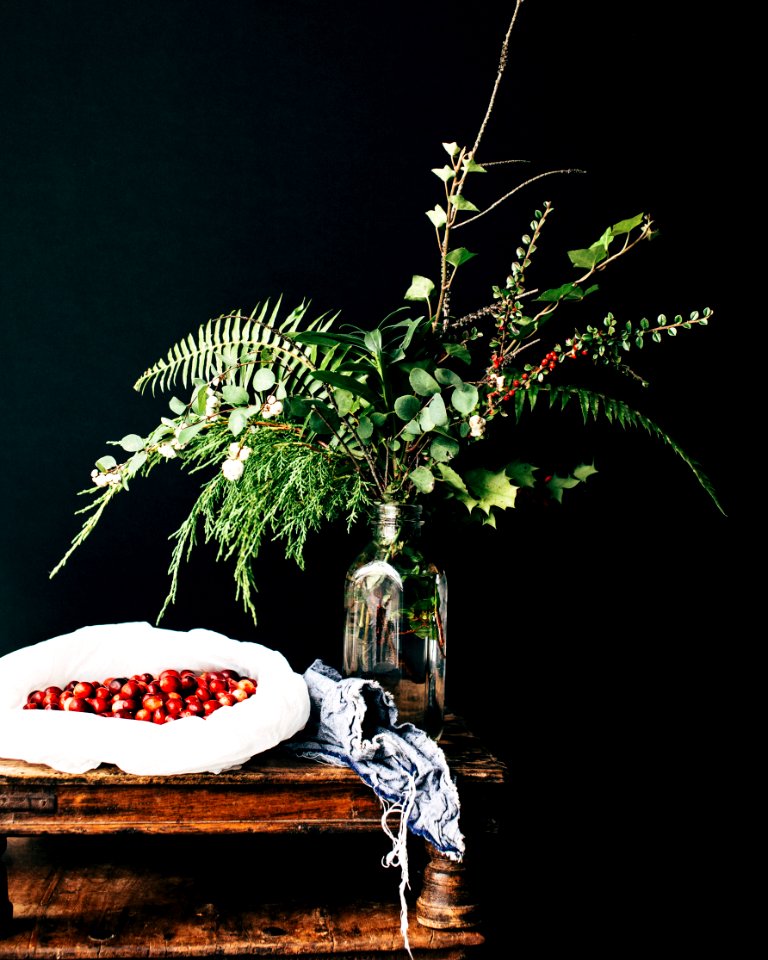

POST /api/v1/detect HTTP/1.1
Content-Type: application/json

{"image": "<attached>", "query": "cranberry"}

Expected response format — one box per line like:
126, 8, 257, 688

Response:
65, 696, 93, 713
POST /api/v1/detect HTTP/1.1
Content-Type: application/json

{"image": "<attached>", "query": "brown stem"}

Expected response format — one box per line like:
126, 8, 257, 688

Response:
470, 1, 526, 159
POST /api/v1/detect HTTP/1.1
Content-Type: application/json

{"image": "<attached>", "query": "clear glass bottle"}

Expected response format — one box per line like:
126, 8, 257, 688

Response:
343, 502, 447, 739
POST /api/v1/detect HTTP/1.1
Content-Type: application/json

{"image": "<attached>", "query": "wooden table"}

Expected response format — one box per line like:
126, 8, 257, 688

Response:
0, 715, 507, 958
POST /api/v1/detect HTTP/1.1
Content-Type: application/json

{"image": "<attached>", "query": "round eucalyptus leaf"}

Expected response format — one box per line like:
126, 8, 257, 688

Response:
409, 367, 440, 396
418, 407, 435, 432
434, 368, 463, 387
222, 384, 250, 406
409, 465, 435, 494
357, 416, 374, 440
117, 434, 146, 453
228, 409, 248, 436
395, 394, 421, 421
451, 382, 479, 415
430, 435, 459, 462
252, 368, 276, 392
426, 393, 448, 427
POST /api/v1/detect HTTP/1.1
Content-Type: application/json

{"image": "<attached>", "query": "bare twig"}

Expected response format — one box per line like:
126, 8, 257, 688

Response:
471, 0, 526, 159
454, 169, 584, 229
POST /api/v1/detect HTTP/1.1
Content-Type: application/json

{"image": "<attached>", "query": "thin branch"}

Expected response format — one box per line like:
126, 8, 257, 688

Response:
453, 169, 585, 229
471, 0, 526, 158
480, 159, 531, 167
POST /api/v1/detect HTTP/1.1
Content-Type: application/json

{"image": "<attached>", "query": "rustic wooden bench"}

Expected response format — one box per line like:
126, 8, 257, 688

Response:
0, 714, 507, 958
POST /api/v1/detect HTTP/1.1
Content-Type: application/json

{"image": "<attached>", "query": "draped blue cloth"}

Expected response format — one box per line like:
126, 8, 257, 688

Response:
285, 659, 464, 859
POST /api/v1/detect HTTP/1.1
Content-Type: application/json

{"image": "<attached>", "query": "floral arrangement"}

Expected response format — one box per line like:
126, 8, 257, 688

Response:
50, 1, 722, 623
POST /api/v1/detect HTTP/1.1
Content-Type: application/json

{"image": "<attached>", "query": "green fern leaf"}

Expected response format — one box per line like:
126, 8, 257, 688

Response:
133, 300, 330, 399
543, 385, 725, 514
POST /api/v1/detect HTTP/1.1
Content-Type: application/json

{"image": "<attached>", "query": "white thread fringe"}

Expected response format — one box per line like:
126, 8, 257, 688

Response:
380, 773, 418, 960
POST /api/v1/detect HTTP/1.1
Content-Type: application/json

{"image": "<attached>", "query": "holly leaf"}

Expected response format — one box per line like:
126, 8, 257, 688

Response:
458, 467, 519, 515
573, 462, 598, 481
505, 460, 538, 488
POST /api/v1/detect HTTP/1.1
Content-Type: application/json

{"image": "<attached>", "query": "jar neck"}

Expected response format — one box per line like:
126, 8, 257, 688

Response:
370, 501, 423, 545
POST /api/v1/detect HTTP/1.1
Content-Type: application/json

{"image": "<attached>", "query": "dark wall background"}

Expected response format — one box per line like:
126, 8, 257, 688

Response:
0, 0, 748, 944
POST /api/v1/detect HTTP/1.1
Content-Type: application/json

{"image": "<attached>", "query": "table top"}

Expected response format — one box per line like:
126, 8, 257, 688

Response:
0, 714, 507, 837
0, 713, 507, 787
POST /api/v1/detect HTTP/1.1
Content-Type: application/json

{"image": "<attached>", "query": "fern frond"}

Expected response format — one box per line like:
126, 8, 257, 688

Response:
133, 299, 336, 398
515, 384, 726, 515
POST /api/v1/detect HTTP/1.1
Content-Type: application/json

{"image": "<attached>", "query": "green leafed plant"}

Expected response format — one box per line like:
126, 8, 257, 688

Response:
50, 0, 723, 622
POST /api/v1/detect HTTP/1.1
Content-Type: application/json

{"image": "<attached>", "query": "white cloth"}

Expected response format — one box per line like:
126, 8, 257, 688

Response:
0, 622, 310, 775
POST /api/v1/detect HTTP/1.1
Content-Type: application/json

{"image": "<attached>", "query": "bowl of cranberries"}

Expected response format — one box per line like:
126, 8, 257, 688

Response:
0, 622, 311, 775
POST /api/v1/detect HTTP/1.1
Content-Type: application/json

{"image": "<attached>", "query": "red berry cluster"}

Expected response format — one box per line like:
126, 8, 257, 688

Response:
22, 668, 258, 723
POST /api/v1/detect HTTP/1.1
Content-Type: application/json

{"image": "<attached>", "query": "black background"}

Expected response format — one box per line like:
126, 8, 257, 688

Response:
0, 0, 749, 947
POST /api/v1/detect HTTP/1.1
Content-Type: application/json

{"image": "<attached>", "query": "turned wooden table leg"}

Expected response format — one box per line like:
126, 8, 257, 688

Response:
415, 842, 481, 929
0, 836, 12, 937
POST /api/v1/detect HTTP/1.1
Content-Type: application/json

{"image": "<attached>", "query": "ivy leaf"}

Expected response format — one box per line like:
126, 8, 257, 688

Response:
432, 165, 455, 183
410, 465, 436, 493
442, 141, 460, 157
449, 194, 480, 212
404, 275, 435, 302
535, 282, 584, 303
461, 155, 486, 174
445, 247, 478, 267
462, 467, 519, 514
426, 205, 448, 229
568, 228, 612, 270
222, 384, 249, 406
611, 213, 644, 236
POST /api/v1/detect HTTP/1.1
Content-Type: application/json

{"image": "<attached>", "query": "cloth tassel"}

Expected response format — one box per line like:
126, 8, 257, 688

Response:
380, 774, 418, 959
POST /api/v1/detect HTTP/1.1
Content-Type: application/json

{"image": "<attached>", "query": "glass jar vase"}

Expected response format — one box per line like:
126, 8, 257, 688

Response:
342, 502, 447, 739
